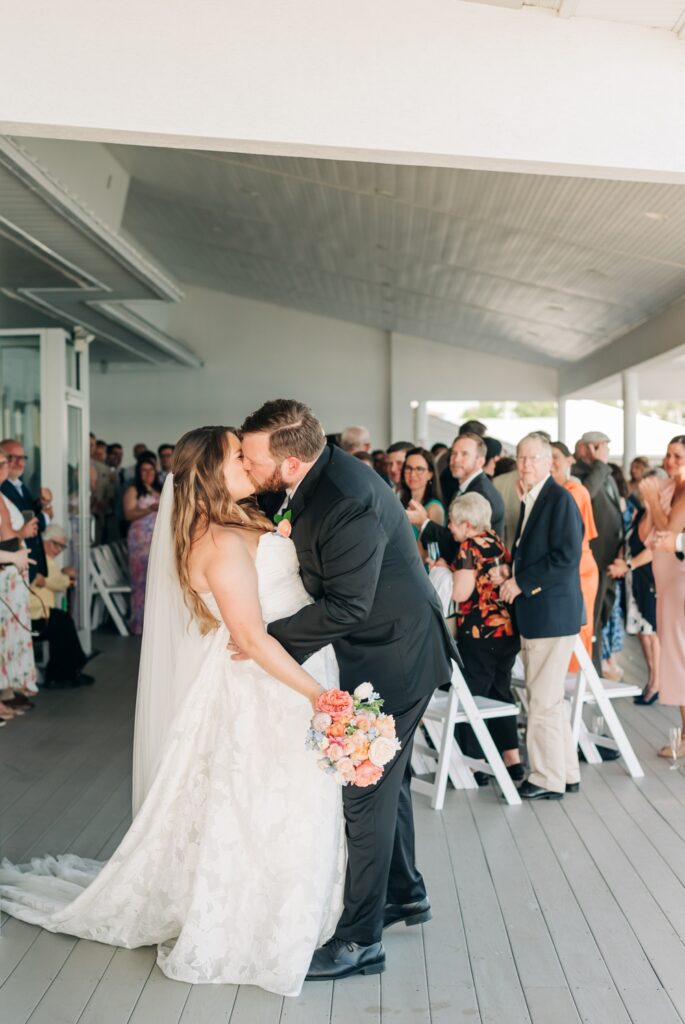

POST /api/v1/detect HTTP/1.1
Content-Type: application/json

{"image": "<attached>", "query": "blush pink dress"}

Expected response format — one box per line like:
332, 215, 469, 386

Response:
650, 480, 685, 706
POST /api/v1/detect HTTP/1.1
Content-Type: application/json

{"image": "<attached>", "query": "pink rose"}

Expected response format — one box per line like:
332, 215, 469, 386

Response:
276, 519, 292, 538
354, 760, 384, 787
353, 715, 372, 732
368, 736, 401, 767
336, 757, 357, 784
328, 742, 345, 763
376, 714, 396, 738
311, 712, 332, 732
316, 689, 354, 721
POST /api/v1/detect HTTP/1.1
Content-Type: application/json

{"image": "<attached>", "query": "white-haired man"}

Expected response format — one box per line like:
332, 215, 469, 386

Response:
340, 425, 371, 455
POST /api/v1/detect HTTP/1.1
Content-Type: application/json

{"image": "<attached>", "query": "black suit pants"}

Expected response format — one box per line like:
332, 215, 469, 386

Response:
32, 609, 87, 682
334, 691, 434, 946
456, 634, 520, 757
592, 569, 616, 672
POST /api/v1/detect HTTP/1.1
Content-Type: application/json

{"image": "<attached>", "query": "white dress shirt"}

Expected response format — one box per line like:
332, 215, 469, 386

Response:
519, 474, 550, 537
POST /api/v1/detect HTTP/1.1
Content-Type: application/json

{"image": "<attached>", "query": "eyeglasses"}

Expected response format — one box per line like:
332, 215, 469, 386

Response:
516, 454, 548, 464
51, 541, 68, 552
405, 465, 429, 475
8, 454, 27, 462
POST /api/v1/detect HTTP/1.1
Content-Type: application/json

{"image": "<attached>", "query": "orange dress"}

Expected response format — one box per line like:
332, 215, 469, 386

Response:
564, 477, 599, 671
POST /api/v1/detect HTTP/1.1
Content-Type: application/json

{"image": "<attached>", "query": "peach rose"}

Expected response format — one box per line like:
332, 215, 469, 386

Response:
328, 719, 347, 738
276, 519, 292, 538
354, 760, 384, 787
311, 712, 332, 733
344, 731, 369, 757
376, 714, 396, 738
316, 689, 354, 721
353, 715, 372, 732
336, 757, 357, 784
368, 736, 401, 767
328, 742, 345, 762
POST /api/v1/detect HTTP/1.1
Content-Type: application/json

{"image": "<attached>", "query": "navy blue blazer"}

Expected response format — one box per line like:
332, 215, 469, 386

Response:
512, 476, 583, 640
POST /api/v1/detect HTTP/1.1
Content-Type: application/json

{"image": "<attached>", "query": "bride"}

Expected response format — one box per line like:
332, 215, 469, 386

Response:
0, 426, 345, 997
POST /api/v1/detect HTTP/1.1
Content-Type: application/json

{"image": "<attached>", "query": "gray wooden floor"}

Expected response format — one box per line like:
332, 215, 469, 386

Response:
2, 633, 685, 1024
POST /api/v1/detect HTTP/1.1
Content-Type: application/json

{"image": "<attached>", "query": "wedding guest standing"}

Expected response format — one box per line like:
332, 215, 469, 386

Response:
639, 435, 685, 757
398, 448, 445, 543
551, 441, 599, 667
572, 431, 624, 671
441, 492, 522, 783
123, 453, 162, 634
0, 445, 38, 704
496, 433, 583, 800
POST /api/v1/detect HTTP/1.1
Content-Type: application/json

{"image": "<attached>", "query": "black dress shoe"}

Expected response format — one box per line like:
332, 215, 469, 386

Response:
518, 780, 563, 801
306, 937, 385, 980
565, 782, 580, 793
473, 771, 489, 787
507, 763, 525, 782
384, 897, 432, 929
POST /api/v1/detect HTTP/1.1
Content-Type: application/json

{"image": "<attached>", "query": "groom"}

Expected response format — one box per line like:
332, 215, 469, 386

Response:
240, 400, 455, 980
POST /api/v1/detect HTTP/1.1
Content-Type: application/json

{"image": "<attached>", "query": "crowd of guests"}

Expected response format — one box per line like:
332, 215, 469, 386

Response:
0, 433, 176, 729
5, 415, 684, 781
0, 439, 93, 728
341, 419, 685, 791
89, 435, 172, 634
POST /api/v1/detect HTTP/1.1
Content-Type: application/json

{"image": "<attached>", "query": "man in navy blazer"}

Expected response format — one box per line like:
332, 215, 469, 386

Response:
497, 432, 583, 800
410, 433, 505, 557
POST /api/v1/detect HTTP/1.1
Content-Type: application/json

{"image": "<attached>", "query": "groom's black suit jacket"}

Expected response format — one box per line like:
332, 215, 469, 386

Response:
266, 445, 456, 714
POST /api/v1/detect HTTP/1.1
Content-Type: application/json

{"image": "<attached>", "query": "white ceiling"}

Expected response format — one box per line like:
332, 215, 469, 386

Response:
468, 0, 685, 33
110, 145, 685, 368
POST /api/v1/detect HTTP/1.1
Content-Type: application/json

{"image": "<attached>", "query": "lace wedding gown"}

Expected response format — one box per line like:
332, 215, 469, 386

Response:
0, 532, 345, 997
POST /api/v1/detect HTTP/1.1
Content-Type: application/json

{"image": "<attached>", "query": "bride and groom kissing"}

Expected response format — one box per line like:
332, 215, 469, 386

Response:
0, 399, 456, 998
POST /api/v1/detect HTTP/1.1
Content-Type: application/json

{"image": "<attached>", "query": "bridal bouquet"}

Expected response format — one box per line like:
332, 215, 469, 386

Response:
306, 683, 401, 787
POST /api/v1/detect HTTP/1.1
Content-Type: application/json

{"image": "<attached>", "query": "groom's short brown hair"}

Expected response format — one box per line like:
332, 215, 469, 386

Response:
242, 399, 326, 462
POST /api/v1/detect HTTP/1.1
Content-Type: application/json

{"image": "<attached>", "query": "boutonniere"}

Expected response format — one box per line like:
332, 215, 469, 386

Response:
274, 508, 292, 538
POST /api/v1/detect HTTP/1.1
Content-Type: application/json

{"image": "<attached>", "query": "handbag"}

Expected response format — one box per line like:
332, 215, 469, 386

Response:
0, 537, 22, 570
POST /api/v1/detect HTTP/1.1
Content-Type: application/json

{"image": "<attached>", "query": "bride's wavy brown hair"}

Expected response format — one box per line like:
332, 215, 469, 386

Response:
172, 425, 270, 634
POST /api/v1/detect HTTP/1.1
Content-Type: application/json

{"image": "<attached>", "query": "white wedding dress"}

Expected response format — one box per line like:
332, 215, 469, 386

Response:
0, 530, 345, 997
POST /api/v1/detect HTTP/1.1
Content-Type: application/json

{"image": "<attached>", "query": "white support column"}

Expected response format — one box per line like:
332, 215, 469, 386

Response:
557, 398, 568, 445
622, 370, 639, 474
415, 401, 429, 448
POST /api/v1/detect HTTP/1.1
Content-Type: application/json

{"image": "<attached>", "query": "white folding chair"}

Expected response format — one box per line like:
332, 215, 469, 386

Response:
89, 544, 131, 637
412, 659, 522, 809
511, 637, 643, 778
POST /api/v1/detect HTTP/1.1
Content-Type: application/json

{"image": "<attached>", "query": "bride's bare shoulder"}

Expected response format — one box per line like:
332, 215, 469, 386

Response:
195, 523, 265, 561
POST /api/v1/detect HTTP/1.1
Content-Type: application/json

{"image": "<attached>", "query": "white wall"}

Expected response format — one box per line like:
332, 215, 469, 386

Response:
389, 332, 558, 440
90, 287, 560, 453
90, 289, 392, 452
4, 2, 685, 183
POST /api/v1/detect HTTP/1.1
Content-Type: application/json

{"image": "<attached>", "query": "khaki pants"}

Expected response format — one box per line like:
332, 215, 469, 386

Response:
521, 634, 579, 794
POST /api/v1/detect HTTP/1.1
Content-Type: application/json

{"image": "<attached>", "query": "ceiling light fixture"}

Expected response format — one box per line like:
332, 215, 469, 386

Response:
644, 211, 667, 221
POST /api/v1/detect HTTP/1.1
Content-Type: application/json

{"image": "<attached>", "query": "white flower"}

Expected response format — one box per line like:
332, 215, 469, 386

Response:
368, 736, 401, 767
354, 682, 374, 701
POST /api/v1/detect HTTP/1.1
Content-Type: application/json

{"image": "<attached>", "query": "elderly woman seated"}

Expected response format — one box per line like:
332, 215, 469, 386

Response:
433, 491, 522, 785
30, 523, 93, 688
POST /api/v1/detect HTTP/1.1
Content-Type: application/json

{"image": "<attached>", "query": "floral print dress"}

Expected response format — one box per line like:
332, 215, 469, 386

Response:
0, 495, 37, 692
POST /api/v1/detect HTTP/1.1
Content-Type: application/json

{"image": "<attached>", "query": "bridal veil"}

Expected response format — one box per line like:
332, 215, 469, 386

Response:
131, 474, 205, 814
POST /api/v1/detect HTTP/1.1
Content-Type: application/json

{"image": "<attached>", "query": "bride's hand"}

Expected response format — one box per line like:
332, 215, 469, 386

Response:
227, 638, 250, 661
309, 686, 325, 713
